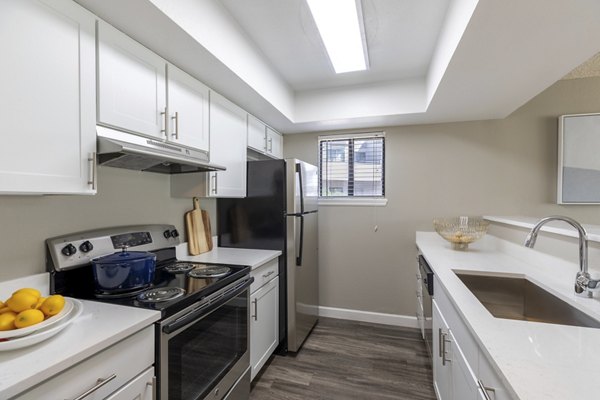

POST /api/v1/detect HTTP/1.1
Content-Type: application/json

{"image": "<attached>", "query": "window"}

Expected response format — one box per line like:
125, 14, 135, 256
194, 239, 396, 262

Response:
319, 133, 385, 198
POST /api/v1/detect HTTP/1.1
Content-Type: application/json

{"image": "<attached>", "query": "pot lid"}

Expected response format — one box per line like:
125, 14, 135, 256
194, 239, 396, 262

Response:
92, 247, 156, 264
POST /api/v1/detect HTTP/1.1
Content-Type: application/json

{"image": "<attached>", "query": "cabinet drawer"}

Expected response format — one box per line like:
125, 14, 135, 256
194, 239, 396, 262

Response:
105, 367, 154, 400
250, 258, 279, 293
17, 326, 154, 400
478, 350, 511, 400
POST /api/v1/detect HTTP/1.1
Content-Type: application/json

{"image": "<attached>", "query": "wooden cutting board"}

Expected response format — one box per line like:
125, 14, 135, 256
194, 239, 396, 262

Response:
185, 197, 213, 255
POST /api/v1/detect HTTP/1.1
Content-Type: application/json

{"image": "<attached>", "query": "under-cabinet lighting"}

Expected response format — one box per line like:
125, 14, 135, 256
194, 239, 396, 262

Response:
306, 0, 369, 74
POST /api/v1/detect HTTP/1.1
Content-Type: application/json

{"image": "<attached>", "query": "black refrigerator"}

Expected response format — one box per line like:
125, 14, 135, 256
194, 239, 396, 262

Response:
217, 158, 319, 353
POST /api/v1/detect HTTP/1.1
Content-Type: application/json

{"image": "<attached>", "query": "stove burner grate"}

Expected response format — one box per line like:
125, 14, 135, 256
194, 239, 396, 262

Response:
188, 265, 231, 278
164, 262, 197, 274
137, 287, 186, 303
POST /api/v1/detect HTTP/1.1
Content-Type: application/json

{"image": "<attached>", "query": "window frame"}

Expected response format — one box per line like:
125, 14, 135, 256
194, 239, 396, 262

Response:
318, 132, 386, 206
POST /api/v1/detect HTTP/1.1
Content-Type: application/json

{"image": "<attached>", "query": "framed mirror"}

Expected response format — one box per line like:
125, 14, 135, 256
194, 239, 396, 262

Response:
558, 113, 600, 204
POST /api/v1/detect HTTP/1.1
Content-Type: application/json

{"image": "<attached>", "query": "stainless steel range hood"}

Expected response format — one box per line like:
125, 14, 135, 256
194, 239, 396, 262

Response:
96, 126, 225, 174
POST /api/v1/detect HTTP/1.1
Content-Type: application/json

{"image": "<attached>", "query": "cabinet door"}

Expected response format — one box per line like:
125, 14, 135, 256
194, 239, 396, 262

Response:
250, 276, 279, 380
449, 330, 480, 400
247, 114, 267, 153
0, 0, 96, 194
266, 127, 283, 159
167, 64, 209, 152
432, 299, 452, 400
478, 351, 510, 400
105, 367, 154, 400
208, 92, 247, 197
97, 20, 167, 139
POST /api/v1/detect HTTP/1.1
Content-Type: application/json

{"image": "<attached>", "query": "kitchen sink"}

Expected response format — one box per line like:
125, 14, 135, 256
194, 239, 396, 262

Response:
455, 272, 600, 328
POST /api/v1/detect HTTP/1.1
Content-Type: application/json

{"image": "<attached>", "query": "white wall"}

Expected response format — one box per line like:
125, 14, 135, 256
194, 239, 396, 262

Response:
0, 166, 215, 281
284, 77, 600, 316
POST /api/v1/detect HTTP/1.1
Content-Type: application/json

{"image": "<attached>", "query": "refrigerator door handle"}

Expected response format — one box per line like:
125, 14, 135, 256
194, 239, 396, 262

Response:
296, 214, 304, 266
296, 162, 305, 214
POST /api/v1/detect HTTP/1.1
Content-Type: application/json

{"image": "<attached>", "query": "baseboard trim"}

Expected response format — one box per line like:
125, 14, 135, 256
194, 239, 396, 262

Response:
318, 306, 419, 328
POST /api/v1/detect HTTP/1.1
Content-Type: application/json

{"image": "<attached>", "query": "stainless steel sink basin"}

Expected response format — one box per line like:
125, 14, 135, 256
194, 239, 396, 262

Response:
455, 272, 600, 328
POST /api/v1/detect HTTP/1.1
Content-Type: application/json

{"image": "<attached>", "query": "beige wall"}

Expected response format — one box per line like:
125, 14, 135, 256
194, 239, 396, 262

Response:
0, 166, 215, 281
284, 77, 600, 316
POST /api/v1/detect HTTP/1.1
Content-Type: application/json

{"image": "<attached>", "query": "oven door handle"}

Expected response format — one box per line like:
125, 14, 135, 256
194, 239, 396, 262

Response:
162, 278, 253, 335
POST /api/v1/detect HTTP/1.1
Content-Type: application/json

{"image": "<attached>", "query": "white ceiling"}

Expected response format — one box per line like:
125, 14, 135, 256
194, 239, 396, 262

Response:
219, 0, 451, 91
75, 0, 600, 134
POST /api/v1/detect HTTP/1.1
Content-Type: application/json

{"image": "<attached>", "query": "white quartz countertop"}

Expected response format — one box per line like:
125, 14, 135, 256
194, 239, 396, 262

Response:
176, 244, 281, 270
416, 232, 600, 400
0, 297, 160, 399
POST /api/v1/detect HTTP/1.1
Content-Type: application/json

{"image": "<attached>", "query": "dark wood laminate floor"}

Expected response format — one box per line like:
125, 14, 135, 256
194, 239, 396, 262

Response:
250, 318, 436, 400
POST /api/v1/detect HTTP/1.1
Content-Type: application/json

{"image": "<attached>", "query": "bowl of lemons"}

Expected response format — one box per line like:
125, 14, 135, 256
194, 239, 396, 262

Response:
0, 288, 70, 340
433, 216, 489, 250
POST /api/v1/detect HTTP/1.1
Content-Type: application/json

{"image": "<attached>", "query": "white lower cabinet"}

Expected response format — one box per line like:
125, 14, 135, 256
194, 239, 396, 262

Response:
432, 277, 511, 400
16, 326, 155, 400
250, 259, 280, 380
105, 367, 155, 400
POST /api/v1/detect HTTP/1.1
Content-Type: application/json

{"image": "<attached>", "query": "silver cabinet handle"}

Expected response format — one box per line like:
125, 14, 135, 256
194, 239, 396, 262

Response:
262, 270, 275, 278
70, 373, 116, 400
87, 152, 96, 190
268, 137, 273, 152
147, 376, 157, 400
438, 328, 443, 358
211, 173, 218, 194
160, 107, 168, 137
441, 332, 451, 366
477, 380, 495, 400
252, 298, 258, 321
171, 111, 179, 139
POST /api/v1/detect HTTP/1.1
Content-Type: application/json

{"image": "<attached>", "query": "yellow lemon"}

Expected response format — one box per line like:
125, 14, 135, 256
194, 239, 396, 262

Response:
40, 295, 65, 317
35, 297, 46, 310
14, 309, 45, 329
6, 293, 38, 313
0, 312, 17, 331
0, 300, 4, 308
13, 288, 41, 299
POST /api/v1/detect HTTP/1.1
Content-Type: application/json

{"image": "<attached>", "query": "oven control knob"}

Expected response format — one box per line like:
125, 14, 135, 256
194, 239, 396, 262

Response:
171, 229, 179, 238
163, 230, 172, 239
79, 241, 93, 253
61, 244, 77, 257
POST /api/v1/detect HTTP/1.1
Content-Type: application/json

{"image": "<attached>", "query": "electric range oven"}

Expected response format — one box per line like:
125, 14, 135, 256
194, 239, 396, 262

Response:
46, 225, 252, 400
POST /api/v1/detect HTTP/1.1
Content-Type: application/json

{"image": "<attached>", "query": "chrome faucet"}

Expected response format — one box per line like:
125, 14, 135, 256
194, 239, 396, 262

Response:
524, 216, 599, 298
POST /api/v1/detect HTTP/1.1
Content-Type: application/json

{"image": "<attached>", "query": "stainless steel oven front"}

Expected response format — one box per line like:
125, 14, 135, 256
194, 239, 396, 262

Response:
158, 277, 252, 400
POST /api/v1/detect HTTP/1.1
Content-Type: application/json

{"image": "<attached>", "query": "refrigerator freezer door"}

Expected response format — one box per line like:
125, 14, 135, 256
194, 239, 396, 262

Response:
286, 210, 319, 352
286, 159, 318, 215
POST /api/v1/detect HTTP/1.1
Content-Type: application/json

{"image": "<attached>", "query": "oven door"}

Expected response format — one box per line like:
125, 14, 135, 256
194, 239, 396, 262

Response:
158, 278, 252, 400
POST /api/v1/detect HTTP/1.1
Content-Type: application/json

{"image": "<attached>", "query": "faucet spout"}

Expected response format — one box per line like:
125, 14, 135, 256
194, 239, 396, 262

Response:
524, 216, 595, 297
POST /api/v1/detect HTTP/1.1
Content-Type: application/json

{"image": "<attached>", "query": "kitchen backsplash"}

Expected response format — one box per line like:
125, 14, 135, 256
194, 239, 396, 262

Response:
0, 166, 216, 282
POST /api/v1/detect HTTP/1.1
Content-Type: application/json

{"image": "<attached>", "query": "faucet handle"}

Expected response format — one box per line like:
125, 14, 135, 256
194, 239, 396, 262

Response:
575, 271, 594, 297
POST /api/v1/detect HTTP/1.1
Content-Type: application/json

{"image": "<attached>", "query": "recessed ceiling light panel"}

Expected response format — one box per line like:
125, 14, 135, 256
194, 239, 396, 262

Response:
306, 0, 369, 74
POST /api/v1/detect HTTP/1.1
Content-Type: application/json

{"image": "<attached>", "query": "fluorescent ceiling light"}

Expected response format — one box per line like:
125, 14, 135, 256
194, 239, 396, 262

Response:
306, 0, 369, 74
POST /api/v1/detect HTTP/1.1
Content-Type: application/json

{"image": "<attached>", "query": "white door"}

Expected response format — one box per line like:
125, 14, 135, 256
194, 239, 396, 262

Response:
0, 0, 96, 194
449, 330, 480, 400
247, 114, 267, 153
97, 20, 167, 139
266, 127, 283, 159
250, 277, 279, 380
208, 92, 247, 197
167, 64, 209, 151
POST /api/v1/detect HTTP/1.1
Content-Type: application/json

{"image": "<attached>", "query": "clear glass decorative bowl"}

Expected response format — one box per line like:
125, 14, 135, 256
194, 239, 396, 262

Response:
433, 216, 489, 250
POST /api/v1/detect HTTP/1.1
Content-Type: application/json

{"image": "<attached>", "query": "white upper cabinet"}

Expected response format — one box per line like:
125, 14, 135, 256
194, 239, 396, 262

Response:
248, 114, 268, 153
247, 115, 283, 159
266, 127, 283, 159
167, 64, 209, 152
0, 0, 97, 194
97, 20, 167, 140
171, 92, 247, 198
